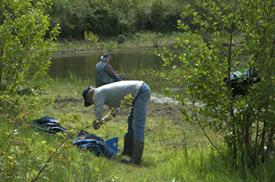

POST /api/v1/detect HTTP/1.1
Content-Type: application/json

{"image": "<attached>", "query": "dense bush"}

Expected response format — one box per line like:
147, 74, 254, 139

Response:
0, 0, 59, 94
160, 0, 275, 170
49, 0, 184, 39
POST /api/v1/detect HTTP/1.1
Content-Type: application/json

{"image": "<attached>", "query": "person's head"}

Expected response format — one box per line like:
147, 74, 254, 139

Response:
100, 53, 112, 63
82, 86, 95, 107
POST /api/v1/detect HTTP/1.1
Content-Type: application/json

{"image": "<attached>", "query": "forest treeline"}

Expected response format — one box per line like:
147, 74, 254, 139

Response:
48, 0, 184, 39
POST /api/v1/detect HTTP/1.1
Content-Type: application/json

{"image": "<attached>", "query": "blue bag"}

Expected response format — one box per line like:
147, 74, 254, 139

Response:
73, 130, 118, 158
224, 68, 260, 96
31, 116, 66, 134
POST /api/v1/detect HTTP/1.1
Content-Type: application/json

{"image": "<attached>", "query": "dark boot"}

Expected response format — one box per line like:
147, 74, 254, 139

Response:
121, 141, 144, 165
122, 136, 133, 157
130, 141, 144, 164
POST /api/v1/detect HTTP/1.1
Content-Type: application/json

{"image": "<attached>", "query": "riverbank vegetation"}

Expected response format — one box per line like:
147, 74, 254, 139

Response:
0, 0, 274, 181
55, 32, 179, 55
49, 0, 183, 39
49, 0, 188, 53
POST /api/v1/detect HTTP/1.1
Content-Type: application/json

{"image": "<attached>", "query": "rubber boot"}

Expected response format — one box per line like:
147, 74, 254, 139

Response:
122, 136, 133, 157
130, 141, 144, 164
121, 141, 144, 165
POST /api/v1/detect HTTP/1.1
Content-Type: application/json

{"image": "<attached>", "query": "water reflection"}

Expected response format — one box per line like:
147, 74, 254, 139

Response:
49, 49, 161, 81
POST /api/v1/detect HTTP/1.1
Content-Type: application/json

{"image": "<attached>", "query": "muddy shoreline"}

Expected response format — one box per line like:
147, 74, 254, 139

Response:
54, 94, 182, 121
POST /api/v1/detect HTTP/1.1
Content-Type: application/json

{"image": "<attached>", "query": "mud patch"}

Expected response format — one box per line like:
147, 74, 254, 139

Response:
150, 93, 180, 105
54, 94, 182, 121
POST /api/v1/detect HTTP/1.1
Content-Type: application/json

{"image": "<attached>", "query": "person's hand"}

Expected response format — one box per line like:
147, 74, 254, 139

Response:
93, 120, 103, 130
103, 111, 114, 122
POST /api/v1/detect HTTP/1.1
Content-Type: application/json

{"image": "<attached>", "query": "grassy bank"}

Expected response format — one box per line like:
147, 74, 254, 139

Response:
0, 78, 274, 181
54, 32, 245, 56
55, 32, 178, 55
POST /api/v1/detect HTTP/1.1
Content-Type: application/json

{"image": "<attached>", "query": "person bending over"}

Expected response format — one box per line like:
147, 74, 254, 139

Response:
82, 80, 150, 164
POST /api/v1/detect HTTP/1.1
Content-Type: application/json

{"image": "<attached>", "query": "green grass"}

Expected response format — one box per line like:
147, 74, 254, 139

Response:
0, 78, 274, 181
55, 32, 180, 56
55, 31, 246, 56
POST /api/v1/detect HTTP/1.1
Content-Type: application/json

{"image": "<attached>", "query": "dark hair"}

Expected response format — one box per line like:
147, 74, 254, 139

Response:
82, 86, 94, 107
102, 53, 111, 59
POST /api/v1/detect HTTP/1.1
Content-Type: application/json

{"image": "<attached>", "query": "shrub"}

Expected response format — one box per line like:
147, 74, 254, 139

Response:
84, 31, 99, 43
160, 0, 275, 169
0, 0, 59, 94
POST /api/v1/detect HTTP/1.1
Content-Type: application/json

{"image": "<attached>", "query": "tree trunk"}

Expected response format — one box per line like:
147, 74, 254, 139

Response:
227, 0, 239, 165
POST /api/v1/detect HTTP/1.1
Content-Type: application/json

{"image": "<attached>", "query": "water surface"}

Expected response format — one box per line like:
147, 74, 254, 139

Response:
50, 49, 161, 80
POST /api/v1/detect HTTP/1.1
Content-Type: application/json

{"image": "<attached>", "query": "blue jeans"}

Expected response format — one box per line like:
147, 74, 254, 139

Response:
125, 83, 150, 143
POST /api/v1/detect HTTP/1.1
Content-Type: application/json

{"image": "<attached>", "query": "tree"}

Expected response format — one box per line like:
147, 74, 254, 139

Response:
0, 0, 59, 94
160, 0, 275, 169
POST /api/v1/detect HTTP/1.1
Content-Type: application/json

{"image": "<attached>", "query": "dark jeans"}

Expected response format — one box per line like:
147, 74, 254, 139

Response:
125, 83, 150, 142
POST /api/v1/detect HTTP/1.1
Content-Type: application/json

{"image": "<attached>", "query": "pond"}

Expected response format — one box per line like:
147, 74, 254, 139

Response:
50, 49, 161, 77
50, 49, 166, 88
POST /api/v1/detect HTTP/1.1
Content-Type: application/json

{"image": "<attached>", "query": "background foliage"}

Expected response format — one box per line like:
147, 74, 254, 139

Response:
49, 0, 184, 39
160, 0, 275, 170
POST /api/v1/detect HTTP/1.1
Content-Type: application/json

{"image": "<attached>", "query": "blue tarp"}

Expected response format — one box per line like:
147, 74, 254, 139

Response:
73, 130, 118, 158
31, 117, 118, 158
31, 116, 66, 134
